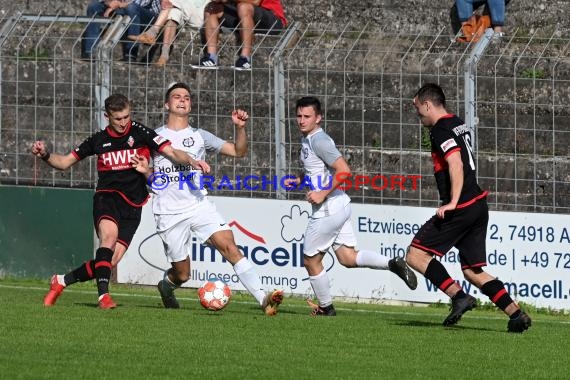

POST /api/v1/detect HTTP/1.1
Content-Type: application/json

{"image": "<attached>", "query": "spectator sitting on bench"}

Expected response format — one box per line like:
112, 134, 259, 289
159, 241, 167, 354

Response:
128, 0, 209, 66
452, 0, 510, 43
196, 0, 287, 70
82, 0, 160, 62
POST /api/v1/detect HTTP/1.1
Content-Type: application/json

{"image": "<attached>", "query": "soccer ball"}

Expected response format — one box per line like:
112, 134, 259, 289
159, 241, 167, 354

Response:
198, 279, 231, 311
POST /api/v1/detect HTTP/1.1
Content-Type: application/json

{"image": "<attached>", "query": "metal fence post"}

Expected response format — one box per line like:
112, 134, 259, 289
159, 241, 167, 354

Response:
463, 28, 493, 166
95, 15, 131, 130
272, 22, 299, 199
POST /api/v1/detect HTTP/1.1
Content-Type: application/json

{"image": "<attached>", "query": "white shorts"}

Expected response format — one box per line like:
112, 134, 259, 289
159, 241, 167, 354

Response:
303, 203, 357, 257
155, 198, 230, 263
169, 0, 207, 29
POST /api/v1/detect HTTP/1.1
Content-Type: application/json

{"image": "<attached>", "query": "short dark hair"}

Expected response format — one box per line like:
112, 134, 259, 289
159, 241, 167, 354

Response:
104, 94, 130, 114
295, 96, 322, 115
165, 82, 191, 102
414, 83, 446, 107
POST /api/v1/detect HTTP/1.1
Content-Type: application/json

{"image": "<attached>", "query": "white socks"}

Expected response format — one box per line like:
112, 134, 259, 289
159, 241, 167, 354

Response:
355, 250, 390, 269
309, 270, 333, 307
233, 257, 265, 305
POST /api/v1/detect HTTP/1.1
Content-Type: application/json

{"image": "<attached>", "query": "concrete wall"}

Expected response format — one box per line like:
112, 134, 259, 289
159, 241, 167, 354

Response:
1, 1, 569, 33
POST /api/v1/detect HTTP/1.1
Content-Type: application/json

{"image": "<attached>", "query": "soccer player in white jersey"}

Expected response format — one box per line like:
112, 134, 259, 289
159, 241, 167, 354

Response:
132, 82, 283, 315
284, 96, 418, 316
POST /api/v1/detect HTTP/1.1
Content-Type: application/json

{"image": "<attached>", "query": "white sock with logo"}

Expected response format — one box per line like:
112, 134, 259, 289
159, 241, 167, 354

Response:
309, 270, 333, 307
233, 257, 265, 305
355, 250, 390, 269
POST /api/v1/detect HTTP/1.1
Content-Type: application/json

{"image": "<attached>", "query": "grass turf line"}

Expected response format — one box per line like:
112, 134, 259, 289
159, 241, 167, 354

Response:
0, 279, 566, 379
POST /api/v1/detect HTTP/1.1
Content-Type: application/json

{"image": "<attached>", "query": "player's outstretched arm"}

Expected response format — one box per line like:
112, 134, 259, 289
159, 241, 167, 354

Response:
31, 140, 78, 170
161, 145, 211, 174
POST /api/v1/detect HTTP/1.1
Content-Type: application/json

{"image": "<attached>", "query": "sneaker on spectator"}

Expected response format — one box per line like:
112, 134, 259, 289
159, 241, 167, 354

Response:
193, 54, 218, 69
233, 56, 252, 71
43, 275, 65, 306
98, 294, 117, 309
491, 31, 505, 44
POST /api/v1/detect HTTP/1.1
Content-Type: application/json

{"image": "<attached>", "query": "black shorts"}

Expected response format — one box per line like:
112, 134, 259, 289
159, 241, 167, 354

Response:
92, 191, 142, 248
220, 4, 284, 34
411, 198, 489, 269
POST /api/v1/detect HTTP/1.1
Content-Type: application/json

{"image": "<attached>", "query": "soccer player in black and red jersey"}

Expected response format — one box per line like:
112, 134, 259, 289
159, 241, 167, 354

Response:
31, 93, 209, 309
405, 83, 531, 333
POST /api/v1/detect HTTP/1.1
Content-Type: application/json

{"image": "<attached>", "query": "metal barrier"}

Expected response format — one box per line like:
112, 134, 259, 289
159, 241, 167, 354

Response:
0, 14, 568, 213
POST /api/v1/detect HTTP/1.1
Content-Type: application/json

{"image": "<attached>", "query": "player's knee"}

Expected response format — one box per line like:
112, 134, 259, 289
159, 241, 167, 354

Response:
405, 246, 430, 271
236, 2, 254, 14
405, 246, 419, 265
236, 1, 253, 8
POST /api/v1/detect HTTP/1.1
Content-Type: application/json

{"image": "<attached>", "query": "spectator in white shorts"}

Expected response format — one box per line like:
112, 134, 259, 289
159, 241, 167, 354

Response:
131, 82, 284, 315
129, 0, 208, 66
283, 96, 418, 316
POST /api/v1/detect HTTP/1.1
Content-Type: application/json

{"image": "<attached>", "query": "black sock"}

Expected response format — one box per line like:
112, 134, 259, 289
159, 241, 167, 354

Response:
480, 279, 514, 311
510, 309, 522, 319
452, 290, 467, 300
64, 260, 95, 285
94, 247, 113, 297
424, 259, 456, 292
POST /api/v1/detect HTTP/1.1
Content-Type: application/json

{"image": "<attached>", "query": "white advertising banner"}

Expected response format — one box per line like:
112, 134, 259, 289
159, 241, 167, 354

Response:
117, 196, 570, 310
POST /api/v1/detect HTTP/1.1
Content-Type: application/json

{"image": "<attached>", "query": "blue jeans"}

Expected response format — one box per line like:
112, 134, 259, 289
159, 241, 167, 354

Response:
455, 0, 505, 26
83, 1, 157, 58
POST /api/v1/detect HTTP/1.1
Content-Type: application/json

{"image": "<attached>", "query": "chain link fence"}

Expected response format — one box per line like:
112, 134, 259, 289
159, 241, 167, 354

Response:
0, 13, 568, 213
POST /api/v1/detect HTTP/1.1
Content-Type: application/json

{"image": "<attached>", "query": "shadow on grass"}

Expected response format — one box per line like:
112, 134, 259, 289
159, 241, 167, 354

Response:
393, 319, 495, 332
74, 302, 100, 308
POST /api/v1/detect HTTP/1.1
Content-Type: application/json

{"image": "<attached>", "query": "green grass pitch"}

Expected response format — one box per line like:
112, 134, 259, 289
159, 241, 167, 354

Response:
1, 279, 568, 379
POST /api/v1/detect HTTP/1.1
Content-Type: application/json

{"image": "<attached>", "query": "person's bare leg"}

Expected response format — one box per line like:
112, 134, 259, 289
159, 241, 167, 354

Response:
236, 2, 255, 58
128, 9, 171, 45
156, 20, 178, 66
204, 11, 223, 56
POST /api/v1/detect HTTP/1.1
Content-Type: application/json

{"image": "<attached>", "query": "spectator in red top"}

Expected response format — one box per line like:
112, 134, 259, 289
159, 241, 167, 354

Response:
196, 0, 287, 70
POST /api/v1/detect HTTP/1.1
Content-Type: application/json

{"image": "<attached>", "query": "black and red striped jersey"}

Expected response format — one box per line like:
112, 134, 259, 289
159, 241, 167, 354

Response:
429, 114, 487, 208
71, 120, 171, 206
